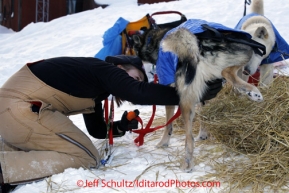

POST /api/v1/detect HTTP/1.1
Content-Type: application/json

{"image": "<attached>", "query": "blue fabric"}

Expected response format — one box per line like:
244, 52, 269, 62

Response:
94, 17, 129, 60
156, 47, 178, 85
171, 19, 251, 37
156, 19, 251, 85
235, 13, 289, 64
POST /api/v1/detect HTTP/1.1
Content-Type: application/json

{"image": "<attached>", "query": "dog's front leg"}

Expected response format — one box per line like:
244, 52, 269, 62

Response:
222, 66, 263, 101
259, 64, 274, 87
180, 103, 195, 172
156, 105, 175, 147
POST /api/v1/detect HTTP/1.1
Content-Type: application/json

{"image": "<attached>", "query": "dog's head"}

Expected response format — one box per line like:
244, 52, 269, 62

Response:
242, 16, 276, 60
240, 16, 276, 75
132, 28, 170, 65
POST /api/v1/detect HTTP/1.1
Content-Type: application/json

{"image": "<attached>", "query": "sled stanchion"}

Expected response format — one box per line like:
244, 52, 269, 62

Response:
101, 97, 115, 166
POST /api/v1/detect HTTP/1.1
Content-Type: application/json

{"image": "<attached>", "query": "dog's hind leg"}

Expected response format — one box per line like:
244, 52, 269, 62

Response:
196, 123, 208, 141
179, 101, 196, 172
196, 122, 208, 141
196, 103, 208, 141
234, 67, 250, 95
237, 67, 250, 83
222, 66, 263, 101
156, 105, 175, 148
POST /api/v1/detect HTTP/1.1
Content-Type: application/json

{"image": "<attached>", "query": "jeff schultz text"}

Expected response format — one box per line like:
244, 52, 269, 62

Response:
76, 179, 221, 188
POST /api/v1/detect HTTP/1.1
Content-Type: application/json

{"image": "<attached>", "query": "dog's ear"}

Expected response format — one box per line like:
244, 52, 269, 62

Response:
132, 35, 144, 54
254, 26, 269, 39
132, 35, 143, 47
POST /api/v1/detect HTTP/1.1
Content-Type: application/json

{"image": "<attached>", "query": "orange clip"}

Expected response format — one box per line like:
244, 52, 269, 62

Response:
127, 111, 137, 121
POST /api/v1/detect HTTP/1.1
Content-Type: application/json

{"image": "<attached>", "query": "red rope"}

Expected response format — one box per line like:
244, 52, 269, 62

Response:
104, 97, 114, 146
103, 74, 182, 147
104, 98, 109, 124
132, 74, 181, 146
132, 107, 181, 146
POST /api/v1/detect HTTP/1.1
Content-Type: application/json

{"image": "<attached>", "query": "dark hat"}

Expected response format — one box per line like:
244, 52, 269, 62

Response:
105, 55, 148, 82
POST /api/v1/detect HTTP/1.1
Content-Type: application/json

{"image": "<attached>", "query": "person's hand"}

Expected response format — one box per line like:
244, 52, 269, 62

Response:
200, 79, 224, 102
119, 109, 140, 132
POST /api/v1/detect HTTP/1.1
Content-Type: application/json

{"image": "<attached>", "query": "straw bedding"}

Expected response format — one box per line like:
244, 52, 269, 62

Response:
198, 76, 289, 191
96, 76, 289, 192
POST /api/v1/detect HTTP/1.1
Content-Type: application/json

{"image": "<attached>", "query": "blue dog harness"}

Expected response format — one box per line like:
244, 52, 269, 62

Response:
235, 13, 289, 65
156, 19, 264, 85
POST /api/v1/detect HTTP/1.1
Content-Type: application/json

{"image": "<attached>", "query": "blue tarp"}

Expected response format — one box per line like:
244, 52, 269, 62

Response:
94, 17, 129, 60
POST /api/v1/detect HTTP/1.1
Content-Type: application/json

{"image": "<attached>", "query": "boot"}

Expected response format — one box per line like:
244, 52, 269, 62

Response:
0, 165, 17, 193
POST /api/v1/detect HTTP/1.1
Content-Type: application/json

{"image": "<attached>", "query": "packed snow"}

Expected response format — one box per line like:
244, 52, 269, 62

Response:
1, 0, 289, 192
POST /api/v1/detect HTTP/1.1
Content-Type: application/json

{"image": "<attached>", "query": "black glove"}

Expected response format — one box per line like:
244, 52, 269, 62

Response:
200, 79, 224, 102
118, 109, 140, 132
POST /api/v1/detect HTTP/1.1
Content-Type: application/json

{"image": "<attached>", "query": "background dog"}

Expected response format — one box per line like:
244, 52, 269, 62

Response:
235, 0, 276, 87
133, 20, 264, 172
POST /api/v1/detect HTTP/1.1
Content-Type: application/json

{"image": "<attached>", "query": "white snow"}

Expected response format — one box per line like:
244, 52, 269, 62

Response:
1, 0, 289, 192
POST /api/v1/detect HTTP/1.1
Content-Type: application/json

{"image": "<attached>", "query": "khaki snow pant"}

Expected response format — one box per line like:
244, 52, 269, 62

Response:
0, 65, 100, 184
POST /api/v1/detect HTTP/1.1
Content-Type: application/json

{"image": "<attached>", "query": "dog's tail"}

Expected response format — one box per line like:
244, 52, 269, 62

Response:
161, 28, 204, 101
161, 27, 203, 102
251, 0, 264, 15
161, 28, 199, 65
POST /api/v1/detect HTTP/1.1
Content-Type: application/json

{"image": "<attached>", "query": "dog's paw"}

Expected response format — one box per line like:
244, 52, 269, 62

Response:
195, 130, 208, 141
180, 158, 194, 173
195, 135, 208, 141
156, 135, 170, 148
156, 142, 169, 148
246, 91, 263, 101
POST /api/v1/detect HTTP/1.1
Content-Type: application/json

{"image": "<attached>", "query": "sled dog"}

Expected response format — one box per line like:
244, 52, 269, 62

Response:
133, 22, 265, 172
236, 0, 276, 86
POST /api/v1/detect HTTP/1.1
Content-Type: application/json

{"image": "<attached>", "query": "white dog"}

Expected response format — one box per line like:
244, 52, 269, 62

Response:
235, 0, 289, 86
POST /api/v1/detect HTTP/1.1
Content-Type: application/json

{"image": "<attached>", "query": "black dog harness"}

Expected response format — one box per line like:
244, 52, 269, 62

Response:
198, 24, 266, 57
